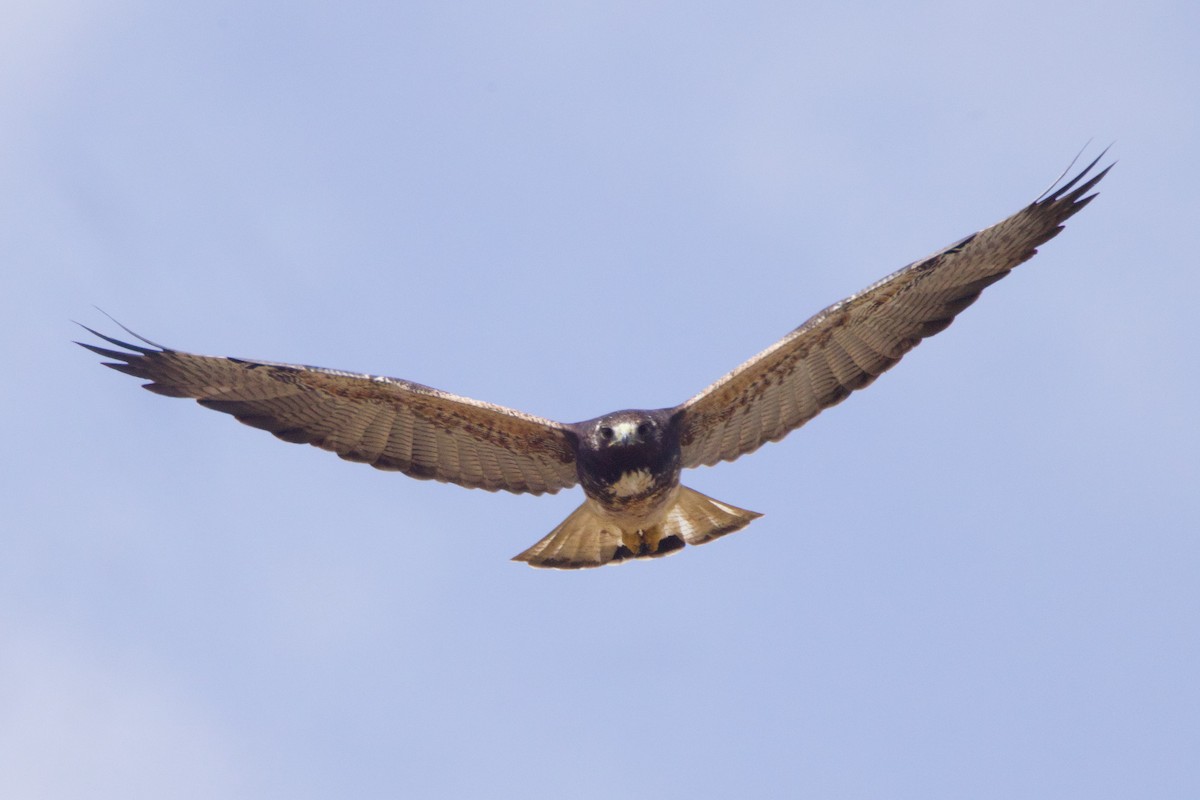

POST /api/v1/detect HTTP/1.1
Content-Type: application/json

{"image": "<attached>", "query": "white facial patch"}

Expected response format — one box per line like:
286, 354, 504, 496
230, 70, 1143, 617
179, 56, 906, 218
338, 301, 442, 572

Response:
611, 420, 639, 444
612, 468, 655, 497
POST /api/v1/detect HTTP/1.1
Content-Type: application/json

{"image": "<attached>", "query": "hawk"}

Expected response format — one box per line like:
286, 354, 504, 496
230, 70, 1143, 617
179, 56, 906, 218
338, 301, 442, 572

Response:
81, 153, 1110, 569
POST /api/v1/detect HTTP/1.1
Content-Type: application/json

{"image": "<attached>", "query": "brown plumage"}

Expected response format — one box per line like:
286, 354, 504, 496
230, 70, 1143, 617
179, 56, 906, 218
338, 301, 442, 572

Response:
81, 152, 1110, 569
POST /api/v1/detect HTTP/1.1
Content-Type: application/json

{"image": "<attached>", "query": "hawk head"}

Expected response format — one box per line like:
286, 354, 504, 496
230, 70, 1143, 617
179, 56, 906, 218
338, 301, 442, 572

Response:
587, 410, 667, 451
571, 409, 681, 499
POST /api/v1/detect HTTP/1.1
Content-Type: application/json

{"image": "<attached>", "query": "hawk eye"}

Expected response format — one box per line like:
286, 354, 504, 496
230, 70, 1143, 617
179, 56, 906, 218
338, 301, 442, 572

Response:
599, 426, 614, 440
636, 422, 651, 436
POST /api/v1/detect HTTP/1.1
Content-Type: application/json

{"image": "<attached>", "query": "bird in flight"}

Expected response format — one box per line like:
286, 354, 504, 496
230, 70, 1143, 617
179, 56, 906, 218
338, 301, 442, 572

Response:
81, 153, 1110, 569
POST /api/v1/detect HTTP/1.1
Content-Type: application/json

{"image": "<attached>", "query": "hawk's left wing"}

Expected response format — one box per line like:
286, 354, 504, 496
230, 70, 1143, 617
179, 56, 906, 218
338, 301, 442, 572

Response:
80, 328, 580, 495
676, 153, 1111, 469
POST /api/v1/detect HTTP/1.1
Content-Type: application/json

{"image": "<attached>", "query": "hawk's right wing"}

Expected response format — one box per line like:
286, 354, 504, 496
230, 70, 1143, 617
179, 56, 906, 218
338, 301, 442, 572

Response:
80, 327, 580, 495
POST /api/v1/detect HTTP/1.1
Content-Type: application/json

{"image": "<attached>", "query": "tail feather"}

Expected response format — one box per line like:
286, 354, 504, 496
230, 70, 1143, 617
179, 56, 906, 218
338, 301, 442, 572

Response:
513, 486, 761, 570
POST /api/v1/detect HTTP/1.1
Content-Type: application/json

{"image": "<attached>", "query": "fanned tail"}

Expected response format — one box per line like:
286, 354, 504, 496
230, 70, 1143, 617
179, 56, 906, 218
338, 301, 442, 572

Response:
513, 486, 761, 570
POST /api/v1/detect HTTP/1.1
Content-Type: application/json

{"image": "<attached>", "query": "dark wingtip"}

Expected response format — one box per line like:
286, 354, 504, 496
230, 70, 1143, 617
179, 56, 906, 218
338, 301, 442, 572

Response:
83, 309, 170, 351
75, 324, 150, 354
1036, 144, 1115, 204
75, 341, 137, 361
75, 312, 174, 361
1064, 161, 1114, 206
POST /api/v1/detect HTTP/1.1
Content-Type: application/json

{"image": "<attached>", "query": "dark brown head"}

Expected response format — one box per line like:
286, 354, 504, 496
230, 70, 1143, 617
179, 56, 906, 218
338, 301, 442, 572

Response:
570, 408, 682, 494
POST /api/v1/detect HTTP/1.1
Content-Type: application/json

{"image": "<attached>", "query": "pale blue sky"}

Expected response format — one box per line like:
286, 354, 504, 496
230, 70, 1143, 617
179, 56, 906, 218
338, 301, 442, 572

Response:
3, 2, 1198, 798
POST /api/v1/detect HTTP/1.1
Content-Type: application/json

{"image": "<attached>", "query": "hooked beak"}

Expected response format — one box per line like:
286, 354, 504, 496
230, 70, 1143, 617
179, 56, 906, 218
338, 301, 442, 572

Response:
611, 421, 639, 445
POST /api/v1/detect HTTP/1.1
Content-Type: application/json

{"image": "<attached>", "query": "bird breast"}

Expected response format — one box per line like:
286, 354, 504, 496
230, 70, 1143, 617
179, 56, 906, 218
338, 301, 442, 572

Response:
611, 468, 656, 498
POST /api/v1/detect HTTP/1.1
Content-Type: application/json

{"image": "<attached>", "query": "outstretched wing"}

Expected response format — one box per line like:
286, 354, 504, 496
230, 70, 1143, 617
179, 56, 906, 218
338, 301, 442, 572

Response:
676, 152, 1111, 469
80, 328, 579, 495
